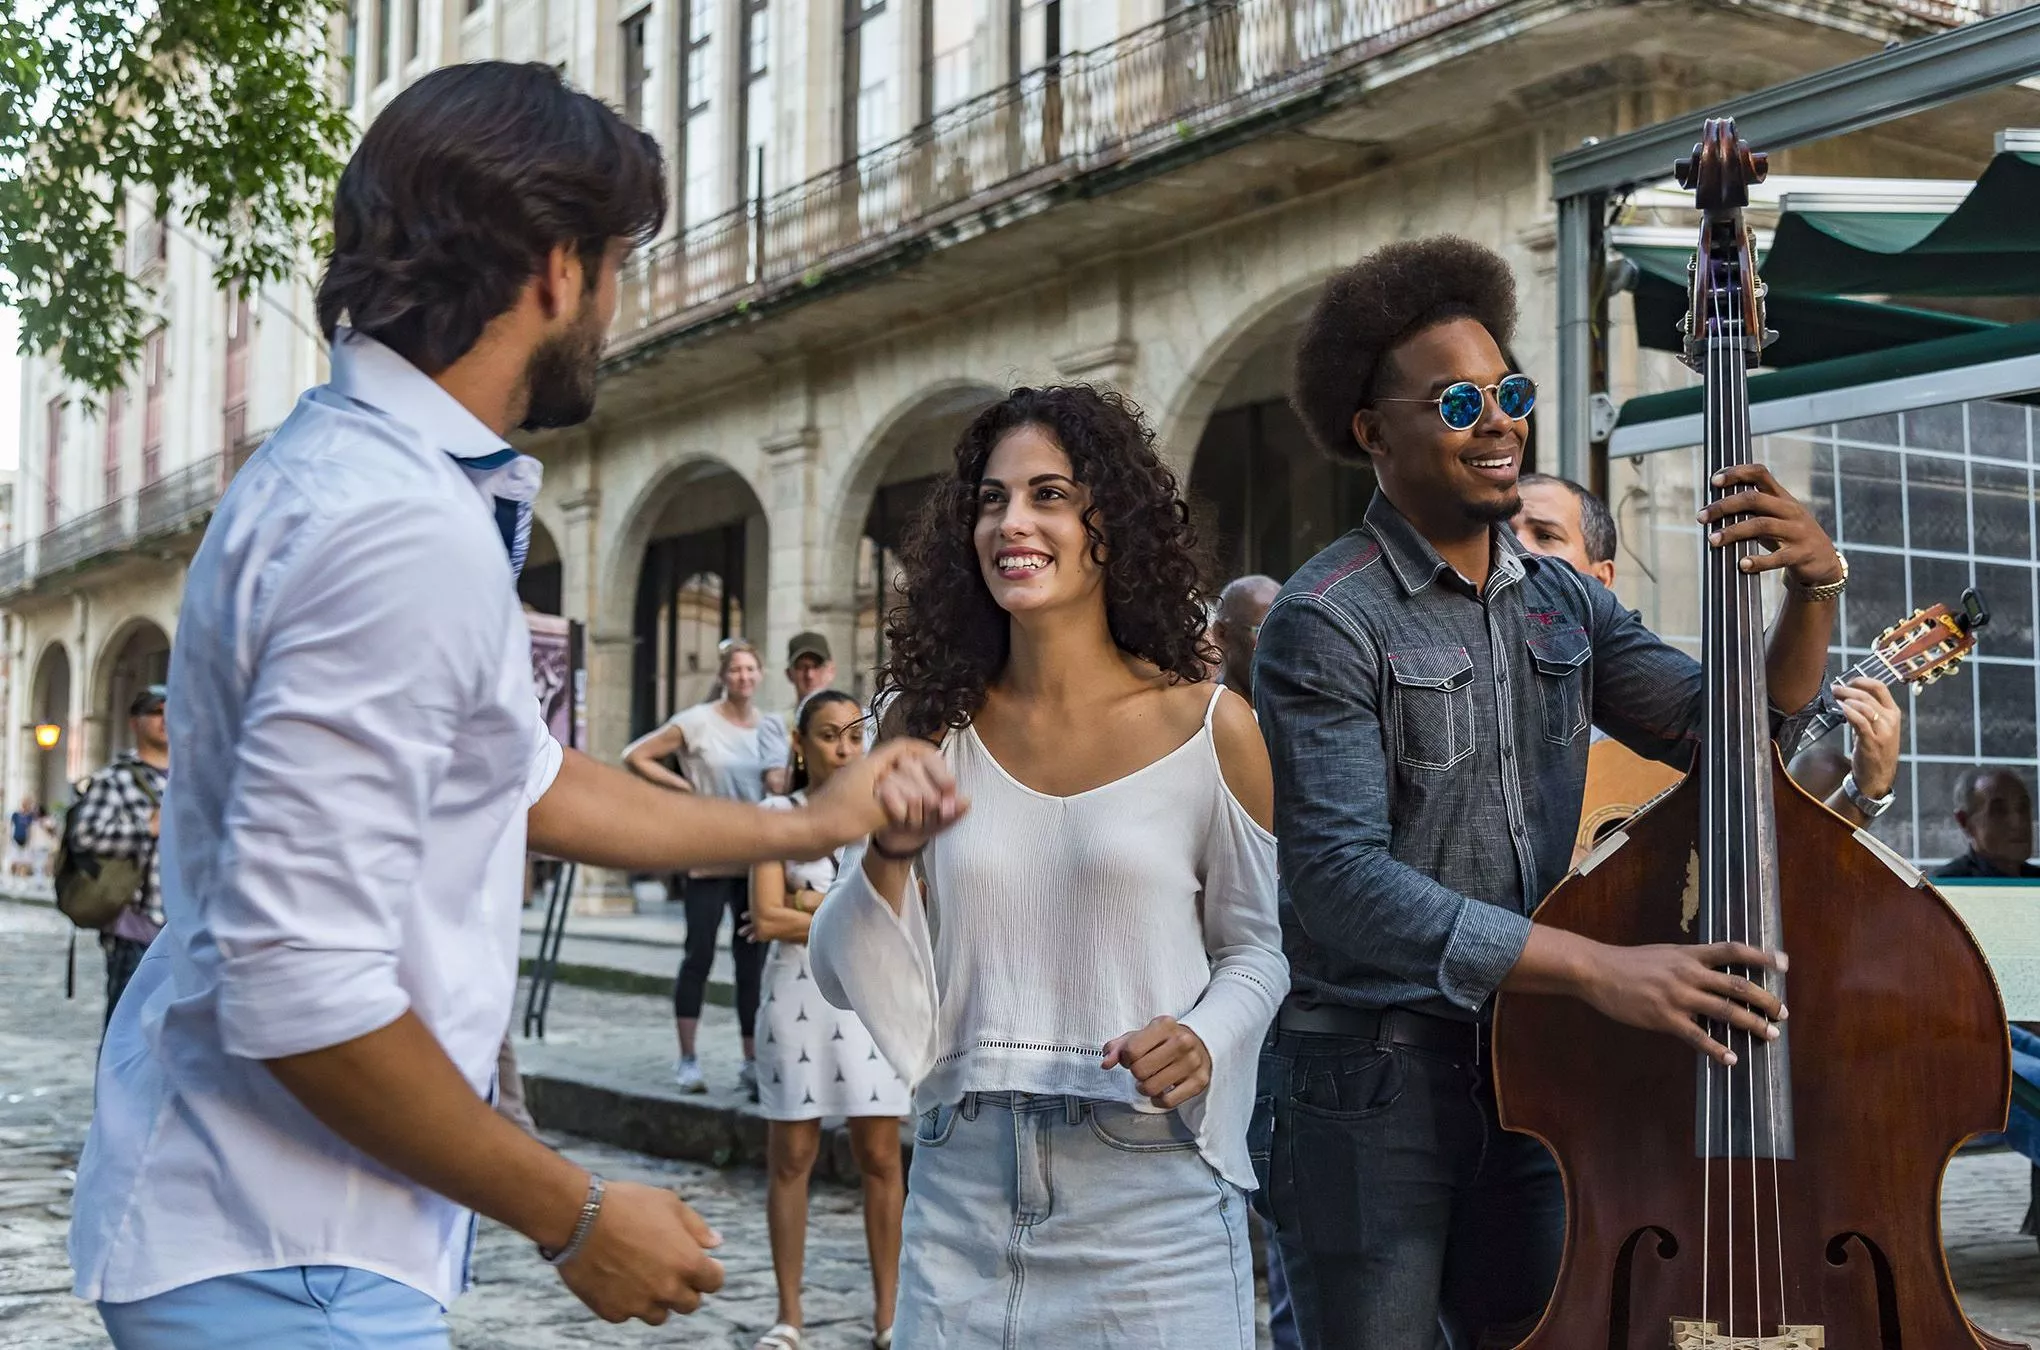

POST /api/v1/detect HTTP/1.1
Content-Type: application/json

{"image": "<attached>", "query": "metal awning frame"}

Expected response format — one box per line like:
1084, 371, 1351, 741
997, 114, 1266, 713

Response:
1551, 3, 2040, 483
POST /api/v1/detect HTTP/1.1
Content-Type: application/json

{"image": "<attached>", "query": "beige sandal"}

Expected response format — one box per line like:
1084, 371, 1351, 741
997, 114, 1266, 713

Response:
755, 1326, 803, 1350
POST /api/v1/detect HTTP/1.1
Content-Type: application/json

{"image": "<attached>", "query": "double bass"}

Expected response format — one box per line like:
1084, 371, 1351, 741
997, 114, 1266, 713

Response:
1491, 120, 2022, 1350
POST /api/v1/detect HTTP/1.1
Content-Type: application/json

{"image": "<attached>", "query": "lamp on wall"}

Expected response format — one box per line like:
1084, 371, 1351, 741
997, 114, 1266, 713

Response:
33, 723, 61, 750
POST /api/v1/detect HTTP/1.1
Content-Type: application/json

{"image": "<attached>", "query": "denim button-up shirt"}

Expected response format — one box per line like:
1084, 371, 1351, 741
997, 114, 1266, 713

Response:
1255, 493, 1714, 1022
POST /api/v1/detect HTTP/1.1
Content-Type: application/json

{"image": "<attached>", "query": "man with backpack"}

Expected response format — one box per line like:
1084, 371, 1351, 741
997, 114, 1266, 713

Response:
63, 685, 169, 1026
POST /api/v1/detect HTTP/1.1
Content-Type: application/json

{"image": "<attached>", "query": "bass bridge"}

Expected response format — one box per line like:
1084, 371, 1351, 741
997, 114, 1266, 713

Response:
1670, 1322, 1827, 1348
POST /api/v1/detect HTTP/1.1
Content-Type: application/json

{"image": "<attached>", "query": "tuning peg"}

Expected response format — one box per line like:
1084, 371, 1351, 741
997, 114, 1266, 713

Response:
1762, 328, 1780, 346
1677, 314, 1691, 336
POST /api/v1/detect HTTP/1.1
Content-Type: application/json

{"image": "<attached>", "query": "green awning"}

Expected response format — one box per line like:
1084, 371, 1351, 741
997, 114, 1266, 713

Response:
1762, 151, 2040, 297
1609, 317, 2040, 456
1625, 245, 1996, 369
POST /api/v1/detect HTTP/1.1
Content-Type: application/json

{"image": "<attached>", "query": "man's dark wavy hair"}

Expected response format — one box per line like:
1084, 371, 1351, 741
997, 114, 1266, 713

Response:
1291, 236, 1518, 467
879, 386, 1214, 739
315, 62, 666, 374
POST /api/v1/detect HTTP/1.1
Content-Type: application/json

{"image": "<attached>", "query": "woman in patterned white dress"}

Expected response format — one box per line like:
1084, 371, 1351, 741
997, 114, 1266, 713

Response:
749, 690, 910, 1350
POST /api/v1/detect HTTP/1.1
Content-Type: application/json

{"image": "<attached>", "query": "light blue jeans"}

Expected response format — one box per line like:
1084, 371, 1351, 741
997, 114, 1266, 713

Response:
897, 1092, 1255, 1349
100, 1265, 448, 1349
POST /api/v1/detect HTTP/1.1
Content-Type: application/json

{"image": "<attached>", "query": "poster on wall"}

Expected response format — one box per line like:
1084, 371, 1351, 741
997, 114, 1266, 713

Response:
525, 612, 585, 750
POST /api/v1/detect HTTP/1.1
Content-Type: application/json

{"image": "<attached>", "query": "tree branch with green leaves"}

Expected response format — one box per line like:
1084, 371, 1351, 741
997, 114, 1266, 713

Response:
0, 0, 354, 394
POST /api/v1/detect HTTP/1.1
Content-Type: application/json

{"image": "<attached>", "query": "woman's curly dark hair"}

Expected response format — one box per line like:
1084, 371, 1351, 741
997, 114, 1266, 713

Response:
878, 386, 1214, 739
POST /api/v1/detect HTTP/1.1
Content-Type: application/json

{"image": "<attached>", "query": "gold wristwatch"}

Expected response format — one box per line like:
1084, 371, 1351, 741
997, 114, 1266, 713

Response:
1786, 549, 1848, 603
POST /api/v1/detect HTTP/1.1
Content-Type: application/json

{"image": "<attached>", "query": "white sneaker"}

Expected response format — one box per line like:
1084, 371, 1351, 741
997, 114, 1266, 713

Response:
674, 1056, 706, 1094
738, 1058, 759, 1102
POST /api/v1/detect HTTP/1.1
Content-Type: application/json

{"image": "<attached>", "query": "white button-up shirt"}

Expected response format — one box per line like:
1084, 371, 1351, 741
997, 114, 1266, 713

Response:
70, 330, 563, 1308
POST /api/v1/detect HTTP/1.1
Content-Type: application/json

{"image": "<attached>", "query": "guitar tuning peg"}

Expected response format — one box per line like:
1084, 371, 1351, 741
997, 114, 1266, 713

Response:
1762, 328, 1780, 346
1677, 314, 1691, 335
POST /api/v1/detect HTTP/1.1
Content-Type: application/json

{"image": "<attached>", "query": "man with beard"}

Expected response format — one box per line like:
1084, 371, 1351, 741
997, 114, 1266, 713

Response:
1252, 236, 1843, 1348
70, 63, 962, 1348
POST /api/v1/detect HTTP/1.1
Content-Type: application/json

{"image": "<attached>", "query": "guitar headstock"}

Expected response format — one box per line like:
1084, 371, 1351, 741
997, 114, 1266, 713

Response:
1874, 589, 1990, 687
1675, 118, 1773, 370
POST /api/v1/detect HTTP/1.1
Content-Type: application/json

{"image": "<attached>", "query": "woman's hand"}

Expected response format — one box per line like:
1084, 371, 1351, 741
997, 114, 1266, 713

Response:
1102, 1016, 1212, 1109
1831, 676, 1901, 799
807, 739, 964, 857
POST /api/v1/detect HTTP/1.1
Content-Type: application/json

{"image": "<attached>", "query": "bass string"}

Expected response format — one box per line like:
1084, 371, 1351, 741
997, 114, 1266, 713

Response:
1699, 273, 1715, 1344
1725, 302, 1790, 1332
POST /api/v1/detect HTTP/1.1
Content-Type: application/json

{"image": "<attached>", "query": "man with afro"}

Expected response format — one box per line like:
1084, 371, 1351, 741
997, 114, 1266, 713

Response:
1250, 236, 1846, 1348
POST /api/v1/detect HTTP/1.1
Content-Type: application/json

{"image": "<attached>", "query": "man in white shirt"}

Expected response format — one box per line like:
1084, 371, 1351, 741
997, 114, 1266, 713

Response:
70, 62, 960, 1349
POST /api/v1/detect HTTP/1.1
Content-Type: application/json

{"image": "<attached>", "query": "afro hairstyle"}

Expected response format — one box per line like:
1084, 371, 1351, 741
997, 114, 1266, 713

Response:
1290, 236, 1518, 466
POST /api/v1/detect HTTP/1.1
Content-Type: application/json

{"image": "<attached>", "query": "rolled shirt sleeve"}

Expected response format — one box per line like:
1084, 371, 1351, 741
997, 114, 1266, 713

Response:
1256, 593, 1534, 1012
213, 504, 506, 1061
524, 710, 565, 807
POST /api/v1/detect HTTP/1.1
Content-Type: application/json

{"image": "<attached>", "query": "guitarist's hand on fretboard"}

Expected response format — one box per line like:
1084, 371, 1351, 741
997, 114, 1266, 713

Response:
1825, 676, 1901, 825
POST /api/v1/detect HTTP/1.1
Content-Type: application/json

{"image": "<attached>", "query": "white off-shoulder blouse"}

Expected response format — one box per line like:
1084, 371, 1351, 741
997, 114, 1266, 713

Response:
810, 685, 1288, 1188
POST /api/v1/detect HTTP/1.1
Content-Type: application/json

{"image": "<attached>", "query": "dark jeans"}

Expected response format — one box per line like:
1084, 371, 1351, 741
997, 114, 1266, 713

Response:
101, 935, 149, 1031
1253, 1021, 1565, 1350
672, 876, 763, 1039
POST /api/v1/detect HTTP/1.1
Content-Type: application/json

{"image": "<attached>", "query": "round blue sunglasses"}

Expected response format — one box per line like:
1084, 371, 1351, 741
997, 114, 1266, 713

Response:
1377, 374, 1537, 431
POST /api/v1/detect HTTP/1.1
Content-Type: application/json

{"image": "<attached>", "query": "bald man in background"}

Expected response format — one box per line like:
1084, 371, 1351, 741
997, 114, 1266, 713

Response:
1214, 575, 1281, 707
1935, 769, 2039, 878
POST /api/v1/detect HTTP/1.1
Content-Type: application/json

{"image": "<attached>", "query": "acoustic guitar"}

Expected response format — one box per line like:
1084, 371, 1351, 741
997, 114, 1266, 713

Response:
1573, 588, 1988, 864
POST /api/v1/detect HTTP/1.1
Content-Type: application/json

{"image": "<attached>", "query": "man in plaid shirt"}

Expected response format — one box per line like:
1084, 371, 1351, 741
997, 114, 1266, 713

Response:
71, 684, 169, 1025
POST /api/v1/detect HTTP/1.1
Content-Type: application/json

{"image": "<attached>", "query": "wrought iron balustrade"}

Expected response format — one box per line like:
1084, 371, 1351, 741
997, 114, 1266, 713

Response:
39, 503, 129, 574
614, 0, 1513, 339
137, 454, 225, 537
611, 0, 1990, 344
0, 545, 26, 596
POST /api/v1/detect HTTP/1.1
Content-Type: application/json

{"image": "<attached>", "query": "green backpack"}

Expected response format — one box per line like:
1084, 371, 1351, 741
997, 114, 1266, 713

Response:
52, 773, 160, 930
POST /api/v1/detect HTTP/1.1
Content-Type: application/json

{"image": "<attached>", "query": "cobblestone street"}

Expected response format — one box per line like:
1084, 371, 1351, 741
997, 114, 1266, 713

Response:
4, 898, 2037, 1347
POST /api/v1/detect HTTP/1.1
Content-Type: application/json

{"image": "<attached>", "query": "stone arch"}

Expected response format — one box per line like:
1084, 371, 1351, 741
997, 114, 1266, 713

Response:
28, 641, 74, 808
1152, 273, 1376, 586
1151, 273, 1333, 473
603, 454, 771, 735
518, 512, 565, 615
824, 380, 1006, 593
823, 380, 1005, 702
93, 617, 173, 760
599, 453, 769, 637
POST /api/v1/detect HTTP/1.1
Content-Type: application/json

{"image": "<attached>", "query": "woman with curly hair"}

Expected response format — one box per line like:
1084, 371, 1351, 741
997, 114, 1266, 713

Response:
810, 384, 1288, 1347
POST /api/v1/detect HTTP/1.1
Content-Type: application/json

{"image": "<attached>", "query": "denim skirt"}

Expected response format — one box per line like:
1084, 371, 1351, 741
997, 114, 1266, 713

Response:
895, 1092, 1255, 1349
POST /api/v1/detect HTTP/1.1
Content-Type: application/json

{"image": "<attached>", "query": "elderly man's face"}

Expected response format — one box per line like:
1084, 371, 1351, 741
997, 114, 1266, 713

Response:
1960, 770, 2035, 869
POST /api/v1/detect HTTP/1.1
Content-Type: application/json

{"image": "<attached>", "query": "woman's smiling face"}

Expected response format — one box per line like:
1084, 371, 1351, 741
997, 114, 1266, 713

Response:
973, 424, 1104, 617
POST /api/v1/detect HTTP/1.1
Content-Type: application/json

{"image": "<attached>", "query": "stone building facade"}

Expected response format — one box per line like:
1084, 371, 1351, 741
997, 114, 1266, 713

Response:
4, 0, 2012, 902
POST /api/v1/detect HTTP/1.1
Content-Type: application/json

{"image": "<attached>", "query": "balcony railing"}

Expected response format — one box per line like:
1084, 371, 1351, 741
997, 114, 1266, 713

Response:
137, 453, 224, 537
612, 0, 1995, 344
39, 503, 129, 575
615, 0, 1510, 339
0, 545, 26, 597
